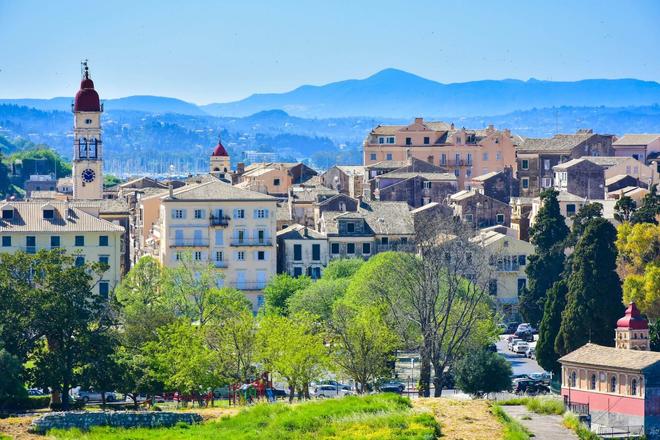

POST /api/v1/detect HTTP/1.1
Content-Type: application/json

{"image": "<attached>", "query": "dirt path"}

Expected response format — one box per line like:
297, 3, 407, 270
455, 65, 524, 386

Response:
503, 405, 579, 440
414, 398, 504, 440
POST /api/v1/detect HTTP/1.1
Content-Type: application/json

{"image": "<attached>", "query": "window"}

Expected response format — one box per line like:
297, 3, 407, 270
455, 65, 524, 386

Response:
85, 118, 92, 124
522, 178, 529, 189
43, 209, 54, 219
173, 209, 186, 219
386, 153, 393, 160
467, 153, 472, 165
542, 177, 552, 188
237, 230, 246, 243
570, 371, 577, 388
518, 255, 526, 266
75, 235, 85, 246
455, 153, 461, 163
293, 267, 303, 277
544, 159, 551, 170
193, 251, 202, 261
346, 243, 355, 254
517, 278, 527, 295
255, 209, 267, 218
1, 236, 10, 247
234, 209, 245, 219
1, 209, 13, 219
370, 153, 377, 161
257, 251, 265, 261
381, 237, 389, 245
346, 222, 355, 233
610, 376, 617, 393
237, 251, 245, 261
273, 178, 281, 186
496, 213, 505, 224
293, 244, 302, 261
423, 181, 432, 189
378, 137, 385, 144
566, 204, 576, 216
482, 152, 489, 161
456, 137, 461, 144
331, 243, 340, 254
401, 237, 408, 244
423, 136, 430, 145
591, 374, 597, 390
465, 213, 474, 223
311, 267, 321, 279
75, 255, 85, 267
405, 137, 412, 146
215, 230, 224, 246
312, 244, 320, 261
50, 236, 60, 248
99, 281, 109, 299
488, 279, 498, 295
362, 243, 371, 254
427, 155, 434, 164
454, 169, 460, 177
466, 169, 472, 177
631, 379, 637, 396
215, 251, 223, 261
99, 235, 109, 246
257, 229, 265, 243
496, 151, 502, 160
441, 154, 447, 165
194, 209, 204, 219
99, 255, 109, 265
387, 137, 395, 144
521, 159, 529, 170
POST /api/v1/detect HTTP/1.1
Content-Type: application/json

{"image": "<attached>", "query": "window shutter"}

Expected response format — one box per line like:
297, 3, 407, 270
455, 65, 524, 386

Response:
265, 251, 270, 261
254, 251, 258, 261
253, 209, 257, 219
264, 209, 269, 218
233, 209, 238, 219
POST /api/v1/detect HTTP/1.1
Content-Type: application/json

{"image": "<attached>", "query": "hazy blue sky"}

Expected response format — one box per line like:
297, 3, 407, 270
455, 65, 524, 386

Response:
1, 0, 659, 104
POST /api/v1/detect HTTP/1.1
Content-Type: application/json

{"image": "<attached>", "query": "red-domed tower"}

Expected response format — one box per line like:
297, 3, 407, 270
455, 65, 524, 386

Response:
72, 60, 103, 200
210, 135, 230, 178
615, 302, 650, 350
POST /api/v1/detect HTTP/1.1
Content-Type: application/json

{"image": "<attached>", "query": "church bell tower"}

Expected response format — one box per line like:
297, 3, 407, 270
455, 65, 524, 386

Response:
72, 60, 104, 200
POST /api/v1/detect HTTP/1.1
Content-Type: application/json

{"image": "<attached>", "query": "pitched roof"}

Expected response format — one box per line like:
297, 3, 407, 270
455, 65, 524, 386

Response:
471, 171, 501, 182
289, 184, 338, 202
613, 134, 660, 146
335, 166, 366, 176
377, 171, 456, 181
276, 224, 326, 240
163, 180, 277, 202
581, 156, 638, 167
555, 191, 587, 202
552, 158, 602, 170
0, 201, 124, 233
517, 133, 594, 153
322, 201, 414, 236
559, 343, 660, 372
366, 160, 409, 170
605, 174, 635, 186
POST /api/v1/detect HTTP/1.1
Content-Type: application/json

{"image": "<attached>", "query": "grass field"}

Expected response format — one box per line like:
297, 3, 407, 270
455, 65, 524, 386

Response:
498, 396, 565, 415
490, 405, 531, 440
414, 398, 504, 440
50, 394, 440, 440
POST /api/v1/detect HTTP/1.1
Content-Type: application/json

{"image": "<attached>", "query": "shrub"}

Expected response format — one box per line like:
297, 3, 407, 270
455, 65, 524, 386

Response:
49, 400, 85, 411
564, 412, 600, 440
498, 397, 564, 415
455, 349, 512, 396
491, 404, 531, 440
0, 395, 51, 411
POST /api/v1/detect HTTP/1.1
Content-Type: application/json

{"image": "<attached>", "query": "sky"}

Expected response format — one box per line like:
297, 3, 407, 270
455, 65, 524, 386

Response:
0, 0, 659, 104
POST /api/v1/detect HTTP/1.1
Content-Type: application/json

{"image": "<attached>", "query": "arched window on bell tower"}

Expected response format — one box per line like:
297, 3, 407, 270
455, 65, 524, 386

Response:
89, 139, 98, 159
78, 138, 88, 159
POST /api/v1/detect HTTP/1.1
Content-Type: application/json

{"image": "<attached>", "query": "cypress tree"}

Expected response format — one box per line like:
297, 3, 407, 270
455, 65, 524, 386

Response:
535, 279, 567, 376
520, 189, 569, 326
555, 217, 623, 355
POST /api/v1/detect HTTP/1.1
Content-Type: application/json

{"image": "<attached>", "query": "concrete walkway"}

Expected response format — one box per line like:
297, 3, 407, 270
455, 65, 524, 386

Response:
502, 405, 579, 440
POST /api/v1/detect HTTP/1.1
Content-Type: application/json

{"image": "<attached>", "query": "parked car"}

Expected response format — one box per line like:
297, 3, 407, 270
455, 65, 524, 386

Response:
486, 343, 498, 353
514, 329, 535, 342
132, 394, 165, 403
378, 381, 405, 394
512, 341, 529, 354
313, 385, 353, 398
525, 347, 536, 359
504, 322, 520, 334
73, 390, 117, 403
27, 388, 44, 396
528, 372, 552, 385
513, 379, 550, 395
507, 338, 522, 350
497, 323, 508, 334
267, 388, 288, 398
317, 380, 351, 391
516, 323, 537, 334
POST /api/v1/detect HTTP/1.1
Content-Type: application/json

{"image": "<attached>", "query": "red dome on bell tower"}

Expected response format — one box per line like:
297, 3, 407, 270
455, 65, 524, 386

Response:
73, 61, 101, 112
211, 138, 228, 157
617, 302, 648, 330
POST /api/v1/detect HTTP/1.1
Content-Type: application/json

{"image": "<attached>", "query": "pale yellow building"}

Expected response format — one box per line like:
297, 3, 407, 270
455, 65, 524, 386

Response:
157, 180, 278, 311
0, 201, 124, 296
471, 228, 534, 319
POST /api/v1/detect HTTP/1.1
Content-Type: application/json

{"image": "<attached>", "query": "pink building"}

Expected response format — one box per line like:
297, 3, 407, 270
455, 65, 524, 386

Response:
559, 303, 660, 438
362, 118, 516, 189
612, 134, 660, 164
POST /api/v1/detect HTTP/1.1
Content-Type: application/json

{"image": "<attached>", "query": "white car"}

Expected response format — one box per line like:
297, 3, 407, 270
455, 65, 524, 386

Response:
517, 323, 536, 334
508, 338, 522, 351
313, 385, 353, 398
513, 341, 529, 354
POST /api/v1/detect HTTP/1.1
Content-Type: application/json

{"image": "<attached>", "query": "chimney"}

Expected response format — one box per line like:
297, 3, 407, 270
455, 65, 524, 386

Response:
414, 117, 423, 124
488, 124, 494, 131
450, 122, 455, 130
236, 162, 245, 174
168, 183, 173, 198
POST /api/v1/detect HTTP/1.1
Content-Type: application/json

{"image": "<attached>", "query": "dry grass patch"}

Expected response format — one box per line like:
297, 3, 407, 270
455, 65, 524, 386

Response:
0, 416, 50, 440
414, 398, 503, 440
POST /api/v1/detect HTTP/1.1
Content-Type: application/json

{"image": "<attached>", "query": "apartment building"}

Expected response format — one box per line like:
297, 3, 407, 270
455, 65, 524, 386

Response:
449, 190, 512, 228
553, 158, 606, 200
276, 224, 328, 279
236, 162, 317, 196
0, 201, 124, 296
516, 129, 614, 197
157, 180, 278, 311
320, 165, 366, 198
469, 167, 519, 203
612, 134, 660, 163
363, 118, 516, 189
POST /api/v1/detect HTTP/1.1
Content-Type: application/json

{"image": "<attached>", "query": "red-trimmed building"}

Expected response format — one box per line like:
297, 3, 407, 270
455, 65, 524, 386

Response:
559, 303, 660, 438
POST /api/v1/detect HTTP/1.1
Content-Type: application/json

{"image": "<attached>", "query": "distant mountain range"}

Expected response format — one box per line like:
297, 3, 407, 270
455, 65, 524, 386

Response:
3, 68, 660, 118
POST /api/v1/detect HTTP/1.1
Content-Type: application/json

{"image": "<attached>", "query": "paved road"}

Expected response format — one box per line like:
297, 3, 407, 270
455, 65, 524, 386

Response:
503, 405, 579, 440
497, 335, 546, 376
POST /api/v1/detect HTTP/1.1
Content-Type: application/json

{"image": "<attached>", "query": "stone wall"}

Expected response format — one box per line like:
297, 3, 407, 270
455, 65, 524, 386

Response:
30, 411, 203, 433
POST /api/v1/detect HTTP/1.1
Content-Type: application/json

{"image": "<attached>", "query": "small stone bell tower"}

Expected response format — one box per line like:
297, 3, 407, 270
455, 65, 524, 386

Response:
615, 302, 650, 351
210, 135, 230, 179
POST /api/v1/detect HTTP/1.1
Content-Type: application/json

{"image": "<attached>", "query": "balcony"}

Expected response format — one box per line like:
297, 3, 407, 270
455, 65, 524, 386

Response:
226, 281, 268, 290
209, 215, 230, 227
444, 159, 472, 167
213, 260, 228, 268
169, 239, 210, 248
230, 238, 272, 247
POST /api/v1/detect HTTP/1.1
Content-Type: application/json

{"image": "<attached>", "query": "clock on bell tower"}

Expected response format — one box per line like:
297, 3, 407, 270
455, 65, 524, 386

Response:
72, 60, 104, 200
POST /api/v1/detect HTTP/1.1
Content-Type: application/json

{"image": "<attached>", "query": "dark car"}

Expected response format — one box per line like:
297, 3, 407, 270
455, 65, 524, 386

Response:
267, 388, 288, 398
379, 381, 405, 394
504, 322, 520, 334
514, 330, 535, 342
513, 379, 550, 395
486, 343, 498, 352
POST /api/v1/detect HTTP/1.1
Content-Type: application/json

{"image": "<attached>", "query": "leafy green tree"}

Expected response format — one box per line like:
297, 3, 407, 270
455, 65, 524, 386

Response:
622, 264, 660, 320
520, 189, 569, 326
322, 258, 364, 280
556, 218, 623, 355
287, 278, 349, 322
262, 274, 312, 316
103, 174, 122, 188
650, 319, 660, 352
113, 346, 165, 408
114, 256, 174, 348
0, 347, 27, 405
9, 147, 72, 180
631, 184, 660, 225
535, 280, 567, 375
454, 349, 512, 397
76, 331, 123, 406
329, 301, 399, 393
256, 313, 327, 402
0, 151, 11, 197
614, 196, 637, 223
566, 202, 603, 247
